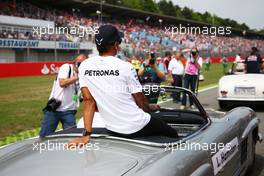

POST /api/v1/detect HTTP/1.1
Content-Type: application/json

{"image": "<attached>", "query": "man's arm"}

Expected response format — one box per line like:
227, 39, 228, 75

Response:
67, 87, 96, 147
167, 61, 173, 83
168, 70, 174, 83
181, 48, 191, 53
81, 87, 96, 133
138, 66, 145, 77
132, 92, 151, 113
132, 92, 160, 112
59, 77, 78, 88
152, 65, 165, 80
57, 64, 78, 87
126, 65, 159, 112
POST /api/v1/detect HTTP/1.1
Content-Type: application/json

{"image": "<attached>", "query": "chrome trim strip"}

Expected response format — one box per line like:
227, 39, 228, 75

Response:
242, 118, 260, 139
218, 98, 264, 101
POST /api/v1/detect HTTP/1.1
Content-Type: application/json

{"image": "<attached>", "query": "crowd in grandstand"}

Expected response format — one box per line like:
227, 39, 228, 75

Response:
0, 1, 264, 57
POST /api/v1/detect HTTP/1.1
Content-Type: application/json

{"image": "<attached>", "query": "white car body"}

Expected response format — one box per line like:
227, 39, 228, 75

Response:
218, 73, 264, 108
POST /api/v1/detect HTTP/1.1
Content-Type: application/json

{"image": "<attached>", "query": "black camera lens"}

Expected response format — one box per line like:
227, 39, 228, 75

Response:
150, 58, 155, 64
150, 52, 155, 59
45, 98, 61, 112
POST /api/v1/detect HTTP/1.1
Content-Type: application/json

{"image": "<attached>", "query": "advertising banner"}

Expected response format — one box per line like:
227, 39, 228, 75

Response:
0, 62, 70, 77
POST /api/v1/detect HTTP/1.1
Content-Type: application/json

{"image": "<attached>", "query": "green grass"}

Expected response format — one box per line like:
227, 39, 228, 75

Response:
0, 76, 83, 146
199, 63, 229, 87
0, 63, 230, 147
0, 76, 52, 138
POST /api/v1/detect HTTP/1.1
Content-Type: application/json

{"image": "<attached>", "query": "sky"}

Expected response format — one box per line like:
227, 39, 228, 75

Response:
170, 0, 264, 29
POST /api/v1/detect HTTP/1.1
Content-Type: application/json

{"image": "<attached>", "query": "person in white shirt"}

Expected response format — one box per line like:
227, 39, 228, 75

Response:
68, 25, 178, 146
39, 54, 87, 138
234, 53, 241, 64
168, 52, 184, 103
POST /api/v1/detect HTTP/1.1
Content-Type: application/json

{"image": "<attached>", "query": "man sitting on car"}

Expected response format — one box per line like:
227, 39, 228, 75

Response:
68, 25, 178, 146
244, 47, 263, 73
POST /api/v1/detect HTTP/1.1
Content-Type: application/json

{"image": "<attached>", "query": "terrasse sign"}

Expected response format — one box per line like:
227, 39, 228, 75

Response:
0, 38, 91, 50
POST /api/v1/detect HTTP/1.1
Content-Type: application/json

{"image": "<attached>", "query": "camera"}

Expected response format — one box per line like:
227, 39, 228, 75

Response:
191, 51, 197, 56
149, 52, 155, 65
150, 52, 155, 59
44, 98, 61, 112
149, 58, 155, 65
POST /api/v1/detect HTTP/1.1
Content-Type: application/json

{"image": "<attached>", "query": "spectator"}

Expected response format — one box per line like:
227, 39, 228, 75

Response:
221, 55, 229, 75
181, 48, 202, 110
138, 51, 166, 103
205, 56, 211, 71
131, 56, 141, 73
39, 54, 87, 137
163, 51, 171, 70
234, 53, 242, 64
244, 47, 263, 73
168, 53, 184, 103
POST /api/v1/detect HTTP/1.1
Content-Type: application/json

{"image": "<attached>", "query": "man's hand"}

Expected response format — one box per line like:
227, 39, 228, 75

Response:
169, 77, 174, 84
149, 104, 160, 111
150, 65, 156, 69
66, 136, 90, 148
149, 62, 156, 69
152, 65, 165, 80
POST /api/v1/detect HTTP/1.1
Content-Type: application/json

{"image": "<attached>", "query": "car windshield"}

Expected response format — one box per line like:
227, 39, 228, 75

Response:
142, 85, 207, 118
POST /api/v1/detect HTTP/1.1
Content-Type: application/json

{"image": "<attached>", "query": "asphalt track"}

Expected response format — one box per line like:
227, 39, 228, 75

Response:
197, 87, 264, 176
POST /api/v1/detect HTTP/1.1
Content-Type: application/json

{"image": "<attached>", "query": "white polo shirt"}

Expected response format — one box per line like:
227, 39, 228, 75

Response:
49, 63, 77, 111
168, 58, 184, 75
78, 56, 150, 134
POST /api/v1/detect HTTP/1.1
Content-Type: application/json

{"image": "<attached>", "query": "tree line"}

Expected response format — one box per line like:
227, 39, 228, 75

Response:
102, 0, 262, 33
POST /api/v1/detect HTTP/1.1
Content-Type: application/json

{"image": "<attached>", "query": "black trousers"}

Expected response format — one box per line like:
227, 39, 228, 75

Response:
182, 74, 197, 106
109, 113, 179, 138
171, 74, 183, 101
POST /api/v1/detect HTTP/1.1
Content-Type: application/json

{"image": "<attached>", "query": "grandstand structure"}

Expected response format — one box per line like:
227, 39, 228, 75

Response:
0, 0, 263, 63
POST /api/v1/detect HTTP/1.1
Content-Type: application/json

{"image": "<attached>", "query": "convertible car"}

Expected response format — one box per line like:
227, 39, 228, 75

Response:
218, 61, 264, 109
0, 86, 262, 176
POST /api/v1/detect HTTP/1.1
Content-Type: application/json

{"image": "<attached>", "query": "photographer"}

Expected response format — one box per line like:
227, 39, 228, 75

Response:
138, 51, 166, 103
181, 48, 202, 110
39, 54, 87, 138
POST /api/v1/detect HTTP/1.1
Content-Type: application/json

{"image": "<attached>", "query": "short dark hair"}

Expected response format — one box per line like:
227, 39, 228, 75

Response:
97, 42, 115, 54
